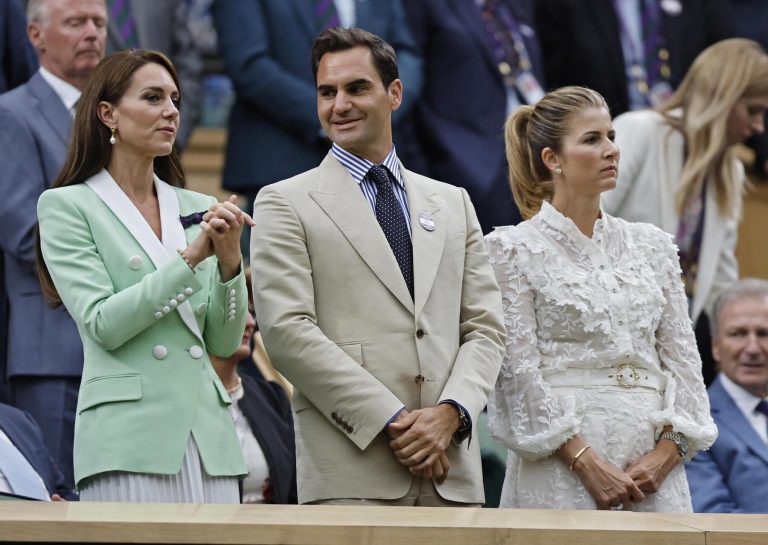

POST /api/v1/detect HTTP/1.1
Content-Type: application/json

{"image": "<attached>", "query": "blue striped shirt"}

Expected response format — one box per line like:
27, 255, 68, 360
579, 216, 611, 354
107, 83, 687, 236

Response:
331, 143, 412, 236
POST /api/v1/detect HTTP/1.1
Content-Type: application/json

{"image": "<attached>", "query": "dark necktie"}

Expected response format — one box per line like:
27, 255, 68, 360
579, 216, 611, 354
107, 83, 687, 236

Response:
107, 0, 139, 49
315, 0, 341, 30
755, 400, 768, 439
368, 165, 414, 300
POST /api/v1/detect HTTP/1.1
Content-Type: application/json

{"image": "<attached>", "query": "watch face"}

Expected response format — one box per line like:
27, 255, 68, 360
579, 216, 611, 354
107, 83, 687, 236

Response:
679, 435, 689, 455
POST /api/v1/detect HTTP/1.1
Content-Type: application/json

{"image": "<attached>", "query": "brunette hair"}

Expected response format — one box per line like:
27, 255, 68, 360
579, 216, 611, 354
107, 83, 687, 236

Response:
659, 38, 768, 218
311, 27, 399, 89
505, 86, 608, 219
38, 49, 185, 306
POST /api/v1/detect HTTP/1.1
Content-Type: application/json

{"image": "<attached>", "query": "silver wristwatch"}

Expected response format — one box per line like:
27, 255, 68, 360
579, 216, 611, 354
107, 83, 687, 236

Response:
659, 431, 689, 459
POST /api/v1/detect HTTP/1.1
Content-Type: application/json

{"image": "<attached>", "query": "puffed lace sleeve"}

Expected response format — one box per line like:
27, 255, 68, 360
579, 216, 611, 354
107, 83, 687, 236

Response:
484, 230, 580, 460
647, 228, 718, 457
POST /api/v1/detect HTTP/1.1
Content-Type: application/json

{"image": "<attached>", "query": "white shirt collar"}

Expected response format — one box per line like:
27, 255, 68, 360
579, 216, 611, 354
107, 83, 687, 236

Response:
38, 67, 81, 115
720, 372, 766, 416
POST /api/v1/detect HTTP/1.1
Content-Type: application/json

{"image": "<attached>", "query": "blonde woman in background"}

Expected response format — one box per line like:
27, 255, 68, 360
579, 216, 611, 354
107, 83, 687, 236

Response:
485, 86, 716, 511
604, 39, 768, 384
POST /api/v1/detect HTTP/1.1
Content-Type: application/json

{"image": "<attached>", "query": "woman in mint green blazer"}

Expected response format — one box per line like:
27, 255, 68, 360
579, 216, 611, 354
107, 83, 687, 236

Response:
36, 50, 252, 503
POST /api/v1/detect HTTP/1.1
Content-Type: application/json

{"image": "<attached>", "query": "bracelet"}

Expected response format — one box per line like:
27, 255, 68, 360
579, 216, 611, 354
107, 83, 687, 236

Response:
177, 249, 194, 271
569, 445, 591, 471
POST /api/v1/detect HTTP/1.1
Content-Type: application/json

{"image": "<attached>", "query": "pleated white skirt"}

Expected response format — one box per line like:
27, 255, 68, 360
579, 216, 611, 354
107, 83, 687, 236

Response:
79, 436, 239, 503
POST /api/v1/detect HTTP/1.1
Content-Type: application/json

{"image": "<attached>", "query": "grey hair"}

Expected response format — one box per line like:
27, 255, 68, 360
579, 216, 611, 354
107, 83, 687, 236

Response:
27, 0, 49, 24
711, 278, 768, 338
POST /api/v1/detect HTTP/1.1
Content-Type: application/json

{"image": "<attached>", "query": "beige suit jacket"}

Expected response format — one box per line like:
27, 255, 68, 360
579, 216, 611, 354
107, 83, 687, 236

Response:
251, 153, 505, 504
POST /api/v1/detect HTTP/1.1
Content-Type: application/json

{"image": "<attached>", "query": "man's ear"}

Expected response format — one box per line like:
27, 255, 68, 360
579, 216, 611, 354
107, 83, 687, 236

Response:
711, 336, 721, 368
541, 147, 560, 173
27, 22, 44, 53
388, 79, 403, 112
97, 101, 116, 127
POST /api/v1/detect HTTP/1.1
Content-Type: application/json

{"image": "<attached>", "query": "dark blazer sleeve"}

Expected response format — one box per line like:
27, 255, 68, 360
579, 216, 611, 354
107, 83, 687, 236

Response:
379, 0, 423, 124
210, 0, 321, 139
0, 0, 37, 94
238, 371, 297, 504
0, 404, 77, 500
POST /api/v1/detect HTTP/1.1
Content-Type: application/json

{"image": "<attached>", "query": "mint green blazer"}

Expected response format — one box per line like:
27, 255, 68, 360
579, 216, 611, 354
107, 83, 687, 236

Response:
37, 170, 248, 488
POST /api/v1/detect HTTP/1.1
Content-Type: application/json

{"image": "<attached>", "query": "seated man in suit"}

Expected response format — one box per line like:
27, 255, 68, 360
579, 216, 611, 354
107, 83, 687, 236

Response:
686, 278, 768, 513
0, 402, 76, 501
251, 27, 505, 506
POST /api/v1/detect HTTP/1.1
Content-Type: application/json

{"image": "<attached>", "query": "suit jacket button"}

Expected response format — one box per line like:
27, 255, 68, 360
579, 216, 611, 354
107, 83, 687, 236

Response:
153, 345, 168, 360
416, 329, 424, 339
189, 345, 203, 359
415, 374, 425, 384
196, 303, 206, 316
331, 411, 338, 421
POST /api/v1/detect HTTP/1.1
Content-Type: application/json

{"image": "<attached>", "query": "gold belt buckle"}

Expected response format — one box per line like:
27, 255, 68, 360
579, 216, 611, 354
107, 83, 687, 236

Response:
615, 364, 640, 388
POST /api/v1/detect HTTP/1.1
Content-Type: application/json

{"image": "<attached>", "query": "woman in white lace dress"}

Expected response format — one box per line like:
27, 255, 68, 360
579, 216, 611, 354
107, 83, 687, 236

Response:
485, 86, 717, 512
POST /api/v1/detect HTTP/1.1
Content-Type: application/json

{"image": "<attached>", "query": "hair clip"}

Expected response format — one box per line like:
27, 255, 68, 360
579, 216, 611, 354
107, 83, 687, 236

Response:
179, 211, 206, 228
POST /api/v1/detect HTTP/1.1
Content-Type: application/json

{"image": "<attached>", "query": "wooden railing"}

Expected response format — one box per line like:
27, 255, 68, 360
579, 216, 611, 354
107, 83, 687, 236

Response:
1, 502, 767, 545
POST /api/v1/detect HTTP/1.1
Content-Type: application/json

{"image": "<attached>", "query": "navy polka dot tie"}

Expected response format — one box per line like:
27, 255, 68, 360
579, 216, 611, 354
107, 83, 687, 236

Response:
756, 400, 768, 437
368, 165, 414, 300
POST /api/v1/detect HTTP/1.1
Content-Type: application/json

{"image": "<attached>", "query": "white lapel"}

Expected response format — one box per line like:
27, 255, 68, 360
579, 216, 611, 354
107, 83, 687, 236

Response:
154, 178, 205, 343
85, 169, 204, 344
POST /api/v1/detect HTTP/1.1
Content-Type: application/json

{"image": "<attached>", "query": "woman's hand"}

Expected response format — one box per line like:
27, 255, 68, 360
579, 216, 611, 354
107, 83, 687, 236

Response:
558, 436, 645, 510
573, 449, 646, 509
200, 195, 255, 281
625, 439, 680, 494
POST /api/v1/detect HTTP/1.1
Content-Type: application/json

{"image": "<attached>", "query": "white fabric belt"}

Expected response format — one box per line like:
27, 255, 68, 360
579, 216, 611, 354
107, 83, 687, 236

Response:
546, 365, 667, 392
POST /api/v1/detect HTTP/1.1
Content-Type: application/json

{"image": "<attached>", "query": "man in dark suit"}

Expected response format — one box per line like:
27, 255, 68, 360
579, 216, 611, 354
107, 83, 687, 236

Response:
686, 278, 768, 513
400, 0, 545, 233
0, 0, 107, 490
535, 0, 735, 116
0, 0, 38, 405
0, 402, 75, 501
210, 0, 422, 249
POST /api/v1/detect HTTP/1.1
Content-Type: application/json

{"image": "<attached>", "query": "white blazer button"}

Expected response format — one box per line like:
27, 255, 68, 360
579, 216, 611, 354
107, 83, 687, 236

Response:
162, 306, 171, 314
176, 294, 186, 302
228, 303, 236, 311
153, 345, 168, 359
128, 255, 143, 270
154, 311, 163, 319
228, 310, 236, 318
228, 297, 236, 304
196, 303, 206, 316
184, 287, 194, 296
189, 345, 203, 359
229, 289, 236, 297
169, 299, 178, 308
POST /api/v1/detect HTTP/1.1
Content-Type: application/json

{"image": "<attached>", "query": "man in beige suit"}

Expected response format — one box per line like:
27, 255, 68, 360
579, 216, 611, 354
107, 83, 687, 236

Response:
251, 27, 505, 506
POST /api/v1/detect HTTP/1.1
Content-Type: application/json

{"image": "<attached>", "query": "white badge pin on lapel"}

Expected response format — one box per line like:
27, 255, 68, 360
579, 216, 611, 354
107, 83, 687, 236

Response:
419, 212, 436, 231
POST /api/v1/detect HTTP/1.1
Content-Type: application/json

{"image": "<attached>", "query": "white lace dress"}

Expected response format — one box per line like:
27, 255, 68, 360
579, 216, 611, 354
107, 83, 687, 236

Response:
484, 202, 717, 511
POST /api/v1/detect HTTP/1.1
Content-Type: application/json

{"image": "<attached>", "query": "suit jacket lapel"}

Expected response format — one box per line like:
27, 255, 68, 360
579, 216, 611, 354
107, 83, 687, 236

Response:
29, 73, 71, 147
309, 154, 414, 313
711, 378, 768, 465
85, 170, 204, 343
404, 168, 446, 318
